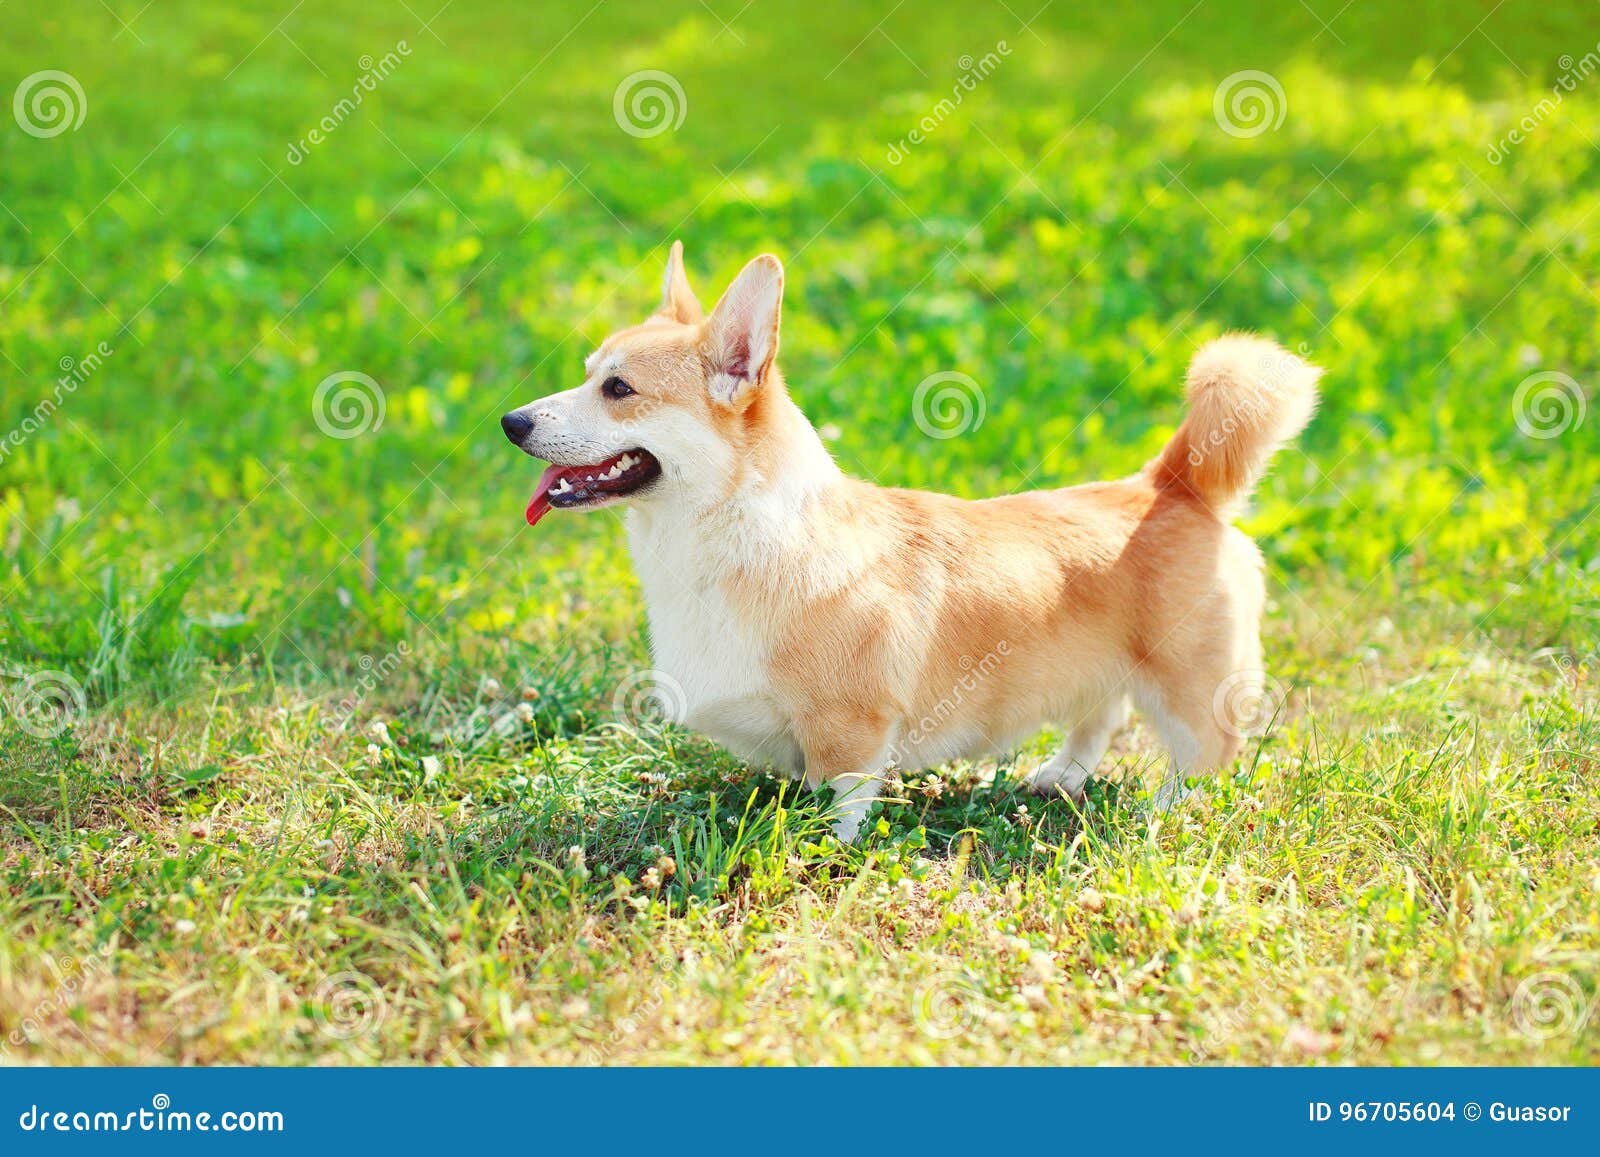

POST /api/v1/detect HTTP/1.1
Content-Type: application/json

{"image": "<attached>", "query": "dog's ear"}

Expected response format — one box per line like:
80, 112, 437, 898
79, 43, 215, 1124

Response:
703, 254, 782, 405
656, 240, 703, 324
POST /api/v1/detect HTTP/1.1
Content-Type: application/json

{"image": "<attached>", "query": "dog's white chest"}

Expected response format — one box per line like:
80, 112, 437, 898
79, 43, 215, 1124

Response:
625, 516, 801, 772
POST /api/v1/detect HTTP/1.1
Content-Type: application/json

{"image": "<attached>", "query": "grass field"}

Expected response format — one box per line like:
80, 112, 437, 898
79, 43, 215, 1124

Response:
1, 0, 1597, 1064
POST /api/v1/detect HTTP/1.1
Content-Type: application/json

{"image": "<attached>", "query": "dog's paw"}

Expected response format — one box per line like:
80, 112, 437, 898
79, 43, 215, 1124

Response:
1023, 766, 1093, 804
830, 812, 866, 844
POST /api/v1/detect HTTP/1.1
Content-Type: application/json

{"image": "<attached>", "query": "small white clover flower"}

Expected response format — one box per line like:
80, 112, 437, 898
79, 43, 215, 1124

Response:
365, 742, 382, 765
484, 677, 502, 696
515, 702, 535, 724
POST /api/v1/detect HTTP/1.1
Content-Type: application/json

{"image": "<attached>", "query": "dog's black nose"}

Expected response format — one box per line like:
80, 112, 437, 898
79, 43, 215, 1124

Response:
501, 410, 534, 444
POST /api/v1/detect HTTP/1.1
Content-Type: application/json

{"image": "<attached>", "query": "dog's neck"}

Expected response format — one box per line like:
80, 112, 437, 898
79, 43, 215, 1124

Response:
631, 380, 841, 550
729, 381, 842, 517
624, 380, 870, 633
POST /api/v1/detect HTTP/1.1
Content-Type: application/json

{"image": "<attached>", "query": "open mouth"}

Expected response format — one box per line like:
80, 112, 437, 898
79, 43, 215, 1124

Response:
525, 448, 662, 526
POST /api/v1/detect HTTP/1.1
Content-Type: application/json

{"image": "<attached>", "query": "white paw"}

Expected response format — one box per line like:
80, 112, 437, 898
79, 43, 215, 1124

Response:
1025, 762, 1092, 801
831, 810, 866, 843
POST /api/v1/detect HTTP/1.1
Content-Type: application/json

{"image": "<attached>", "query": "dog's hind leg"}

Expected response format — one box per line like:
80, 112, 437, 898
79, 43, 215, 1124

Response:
1136, 676, 1244, 811
1026, 696, 1131, 801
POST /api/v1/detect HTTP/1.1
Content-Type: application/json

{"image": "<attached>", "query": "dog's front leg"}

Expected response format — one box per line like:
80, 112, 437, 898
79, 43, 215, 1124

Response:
797, 712, 896, 843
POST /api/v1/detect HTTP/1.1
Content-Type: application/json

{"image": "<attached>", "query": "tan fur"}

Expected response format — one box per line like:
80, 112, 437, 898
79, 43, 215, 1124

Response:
1152, 333, 1321, 512
503, 247, 1322, 839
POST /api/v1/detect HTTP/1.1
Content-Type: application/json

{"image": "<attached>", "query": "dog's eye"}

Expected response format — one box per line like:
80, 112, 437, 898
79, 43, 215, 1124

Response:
601, 376, 635, 400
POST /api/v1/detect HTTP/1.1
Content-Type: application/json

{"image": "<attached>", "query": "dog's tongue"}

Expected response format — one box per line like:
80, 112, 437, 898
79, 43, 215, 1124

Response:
525, 463, 569, 527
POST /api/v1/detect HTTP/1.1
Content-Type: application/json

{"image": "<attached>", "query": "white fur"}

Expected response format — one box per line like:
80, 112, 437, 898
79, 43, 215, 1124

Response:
623, 393, 840, 777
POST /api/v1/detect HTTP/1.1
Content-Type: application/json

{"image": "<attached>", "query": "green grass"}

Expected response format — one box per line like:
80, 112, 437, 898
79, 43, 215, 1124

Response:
1, 0, 1597, 1064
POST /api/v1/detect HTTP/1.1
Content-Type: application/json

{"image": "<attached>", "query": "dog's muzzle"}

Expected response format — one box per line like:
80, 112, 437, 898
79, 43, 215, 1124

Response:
501, 410, 534, 445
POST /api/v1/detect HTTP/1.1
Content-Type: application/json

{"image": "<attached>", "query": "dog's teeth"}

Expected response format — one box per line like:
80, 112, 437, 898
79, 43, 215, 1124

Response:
619, 454, 636, 469
602, 464, 622, 480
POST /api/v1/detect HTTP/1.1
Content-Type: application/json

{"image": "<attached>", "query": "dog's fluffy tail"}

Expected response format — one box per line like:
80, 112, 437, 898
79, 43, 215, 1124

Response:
1150, 335, 1321, 511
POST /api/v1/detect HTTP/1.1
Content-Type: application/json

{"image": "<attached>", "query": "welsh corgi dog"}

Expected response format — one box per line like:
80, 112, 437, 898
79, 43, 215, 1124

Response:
502, 243, 1320, 841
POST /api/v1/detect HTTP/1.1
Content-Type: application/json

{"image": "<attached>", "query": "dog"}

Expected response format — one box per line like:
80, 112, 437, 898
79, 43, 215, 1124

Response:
502, 243, 1320, 841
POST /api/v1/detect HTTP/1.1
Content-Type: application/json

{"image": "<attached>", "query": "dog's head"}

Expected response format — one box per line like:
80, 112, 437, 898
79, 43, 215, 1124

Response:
503, 243, 790, 527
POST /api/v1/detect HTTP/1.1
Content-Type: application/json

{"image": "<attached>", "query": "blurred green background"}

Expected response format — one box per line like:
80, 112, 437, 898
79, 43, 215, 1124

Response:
1, 0, 1595, 717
